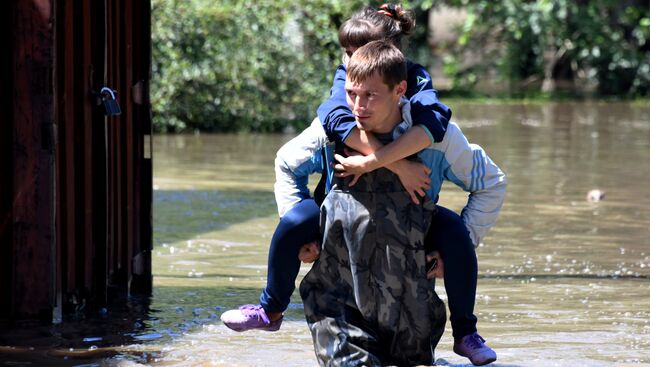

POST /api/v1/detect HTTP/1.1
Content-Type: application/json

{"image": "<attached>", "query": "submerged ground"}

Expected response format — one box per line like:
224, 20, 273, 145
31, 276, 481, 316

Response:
1, 101, 649, 366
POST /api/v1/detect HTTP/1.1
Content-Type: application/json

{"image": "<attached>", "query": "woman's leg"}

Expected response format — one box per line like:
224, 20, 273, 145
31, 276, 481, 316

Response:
425, 205, 478, 339
259, 198, 320, 313
221, 198, 320, 332
426, 206, 497, 364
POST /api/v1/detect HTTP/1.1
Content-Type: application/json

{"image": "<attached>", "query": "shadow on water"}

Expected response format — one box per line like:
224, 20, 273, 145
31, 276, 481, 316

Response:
0, 293, 157, 366
154, 188, 277, 246
0, 187, 280, 365
0, 285, 290, 366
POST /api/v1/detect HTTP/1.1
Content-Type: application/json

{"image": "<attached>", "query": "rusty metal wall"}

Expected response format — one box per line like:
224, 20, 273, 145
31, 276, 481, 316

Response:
0, 0, 152, 321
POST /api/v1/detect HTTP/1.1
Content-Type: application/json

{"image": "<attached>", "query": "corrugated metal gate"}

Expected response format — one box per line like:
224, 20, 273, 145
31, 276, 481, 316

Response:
0, 0, 152, 321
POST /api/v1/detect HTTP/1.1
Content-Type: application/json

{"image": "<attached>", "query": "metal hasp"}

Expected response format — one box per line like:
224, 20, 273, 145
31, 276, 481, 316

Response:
0, 0, 153, 322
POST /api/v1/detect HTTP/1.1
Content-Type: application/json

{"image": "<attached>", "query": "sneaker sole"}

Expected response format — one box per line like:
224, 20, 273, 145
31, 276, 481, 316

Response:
473, 357, 496, 366
453, 347, 497, 366
222, 322, 281, 332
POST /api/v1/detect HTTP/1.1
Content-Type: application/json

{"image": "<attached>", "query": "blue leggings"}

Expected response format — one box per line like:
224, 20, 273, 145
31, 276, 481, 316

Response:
259, 198, 478, 339
260, 199, 321, 314
424, 205, 478, 338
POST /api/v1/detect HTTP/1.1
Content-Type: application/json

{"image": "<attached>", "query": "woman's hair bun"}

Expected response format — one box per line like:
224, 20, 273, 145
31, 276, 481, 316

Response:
378, 3, 415, 36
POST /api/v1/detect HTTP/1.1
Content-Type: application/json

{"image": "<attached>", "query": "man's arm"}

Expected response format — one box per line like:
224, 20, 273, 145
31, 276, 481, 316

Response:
436, 122, 507, 246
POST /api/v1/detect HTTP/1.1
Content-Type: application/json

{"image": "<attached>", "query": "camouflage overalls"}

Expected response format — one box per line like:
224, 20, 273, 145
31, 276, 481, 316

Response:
299, 167, 446, 367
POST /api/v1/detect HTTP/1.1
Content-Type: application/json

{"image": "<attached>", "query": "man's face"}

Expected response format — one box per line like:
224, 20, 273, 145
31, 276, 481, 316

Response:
345, 72, 405, 133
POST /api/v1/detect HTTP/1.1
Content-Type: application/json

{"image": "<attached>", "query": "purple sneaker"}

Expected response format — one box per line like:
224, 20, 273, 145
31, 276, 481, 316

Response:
220, 304, 283, 332
453, 332, 497, 366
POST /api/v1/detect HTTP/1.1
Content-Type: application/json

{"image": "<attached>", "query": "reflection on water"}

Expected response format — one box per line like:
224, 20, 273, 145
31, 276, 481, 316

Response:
2, 102, 650, 366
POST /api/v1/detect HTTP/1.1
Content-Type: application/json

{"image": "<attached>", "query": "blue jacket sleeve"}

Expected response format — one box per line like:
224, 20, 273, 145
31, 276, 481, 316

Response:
406, 62, 452, 143
316, 64, 356, 143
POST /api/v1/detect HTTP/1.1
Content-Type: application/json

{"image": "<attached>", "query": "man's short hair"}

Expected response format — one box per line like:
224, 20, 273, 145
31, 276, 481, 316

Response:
347, 40, 407, 90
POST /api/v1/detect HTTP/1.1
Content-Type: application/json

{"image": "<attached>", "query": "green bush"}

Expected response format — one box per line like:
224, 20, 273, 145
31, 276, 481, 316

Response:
151, 0, 435, 133
151, 0, 648, 132
441, 0, 650, 97
151, 0, 349, 132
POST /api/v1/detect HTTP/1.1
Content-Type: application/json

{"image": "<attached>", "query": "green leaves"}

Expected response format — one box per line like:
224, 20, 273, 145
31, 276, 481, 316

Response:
151, 0, 648, 132
442, 0, 650, 96
151, 0, 349, 133
151, 0, 443, 132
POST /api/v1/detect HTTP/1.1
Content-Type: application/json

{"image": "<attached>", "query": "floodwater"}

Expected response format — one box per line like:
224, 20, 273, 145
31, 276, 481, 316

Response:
2, 101, 650, 366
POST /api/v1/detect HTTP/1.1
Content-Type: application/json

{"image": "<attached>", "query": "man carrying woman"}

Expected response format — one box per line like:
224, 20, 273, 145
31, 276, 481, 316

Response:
221, 4, 506, 365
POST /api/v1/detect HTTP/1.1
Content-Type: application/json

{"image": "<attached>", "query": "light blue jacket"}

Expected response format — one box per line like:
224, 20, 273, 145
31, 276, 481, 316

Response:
274, 101, 507, 246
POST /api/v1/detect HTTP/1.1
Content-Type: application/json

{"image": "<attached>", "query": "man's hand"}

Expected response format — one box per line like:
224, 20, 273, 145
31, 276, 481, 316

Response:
390, 160, 431, 204
298, 241, 320, 263
334, 148, 374, 186
334, 153, 375, 176
425, 250, 444, 279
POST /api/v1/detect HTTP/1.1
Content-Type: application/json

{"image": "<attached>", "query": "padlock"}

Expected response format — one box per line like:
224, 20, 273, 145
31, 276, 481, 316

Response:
101, 87, 122, 116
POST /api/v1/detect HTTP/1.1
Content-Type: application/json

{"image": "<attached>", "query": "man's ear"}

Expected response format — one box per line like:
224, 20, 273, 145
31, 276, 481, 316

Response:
394, 80, 407, 97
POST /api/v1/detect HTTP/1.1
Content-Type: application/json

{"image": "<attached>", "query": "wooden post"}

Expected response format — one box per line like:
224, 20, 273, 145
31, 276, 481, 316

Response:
0, 0, 16, 319
11, 0, 56, 319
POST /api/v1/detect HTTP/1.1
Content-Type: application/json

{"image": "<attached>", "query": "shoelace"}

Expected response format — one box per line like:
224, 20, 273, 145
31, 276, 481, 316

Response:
464, 333, 487, 350
239, 304, 270, 323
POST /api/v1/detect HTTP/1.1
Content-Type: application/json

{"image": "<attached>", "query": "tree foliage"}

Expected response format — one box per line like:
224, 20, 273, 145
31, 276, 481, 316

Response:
151, 0, 434, 132
151, 0, 354, 132
440, 0, 650, 96
150, 1, 648, 132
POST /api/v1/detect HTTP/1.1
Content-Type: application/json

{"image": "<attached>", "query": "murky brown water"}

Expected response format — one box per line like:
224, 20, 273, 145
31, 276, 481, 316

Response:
2, 102, 650, 366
